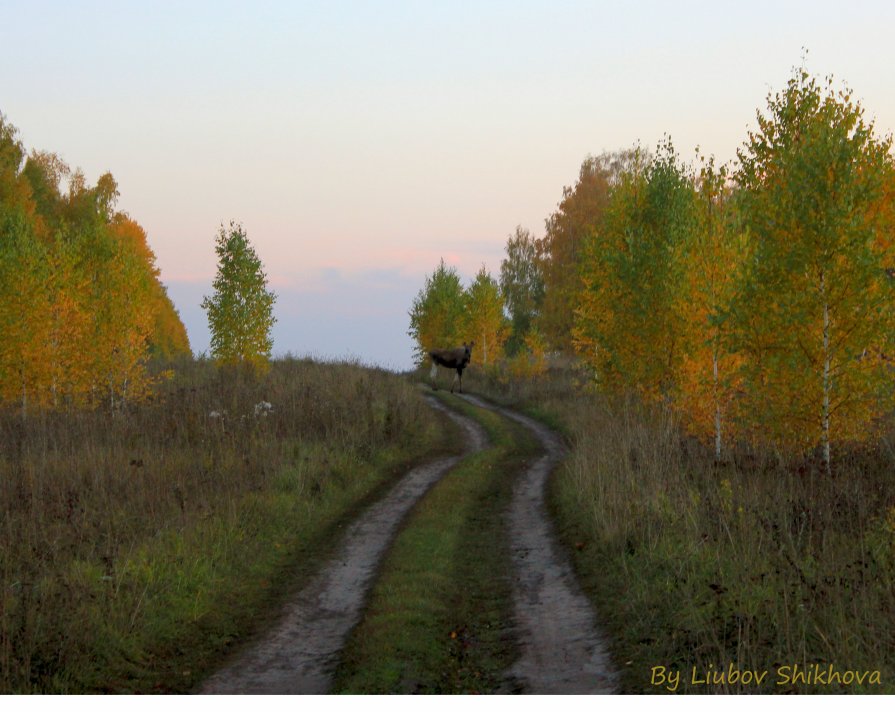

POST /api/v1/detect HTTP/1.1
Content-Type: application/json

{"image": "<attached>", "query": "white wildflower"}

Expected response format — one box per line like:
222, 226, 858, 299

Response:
254, 401, 274, 417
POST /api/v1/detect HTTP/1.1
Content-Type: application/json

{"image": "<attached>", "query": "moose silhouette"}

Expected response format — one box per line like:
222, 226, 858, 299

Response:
428, 341, 474, 393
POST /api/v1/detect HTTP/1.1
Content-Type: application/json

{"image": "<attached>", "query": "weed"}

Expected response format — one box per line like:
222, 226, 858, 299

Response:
463, 361, 895, 694
0, 357, 443, 693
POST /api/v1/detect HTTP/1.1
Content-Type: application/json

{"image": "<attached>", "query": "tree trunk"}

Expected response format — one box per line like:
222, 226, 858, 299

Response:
713, 346, 722, 461
821, 271, 832, 475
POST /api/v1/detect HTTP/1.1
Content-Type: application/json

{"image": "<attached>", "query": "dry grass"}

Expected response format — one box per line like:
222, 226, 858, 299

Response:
464, 361, 895, 693
0, 357, 442, 693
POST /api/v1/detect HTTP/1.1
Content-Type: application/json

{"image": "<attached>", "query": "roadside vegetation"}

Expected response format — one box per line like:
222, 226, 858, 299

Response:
0, 358, 451, 693
332, 393, 539, 693
404, 61, 895, 694
4, 56, 895, 696
461, 364, 895, 693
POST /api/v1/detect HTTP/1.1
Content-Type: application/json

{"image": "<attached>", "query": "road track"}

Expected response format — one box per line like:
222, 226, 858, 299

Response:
200, 393, 617, 694
199, 397, 486, 694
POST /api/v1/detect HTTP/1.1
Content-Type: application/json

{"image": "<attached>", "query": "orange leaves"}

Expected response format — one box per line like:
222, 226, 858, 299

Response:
733, 68, 895, 463
506, 328, 548, 379
0, 114, 183, 410
539, 150, 641, 352
574, 141, 693, 402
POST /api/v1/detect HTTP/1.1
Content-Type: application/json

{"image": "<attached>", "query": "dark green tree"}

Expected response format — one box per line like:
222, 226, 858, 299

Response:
499, 226, 543, 355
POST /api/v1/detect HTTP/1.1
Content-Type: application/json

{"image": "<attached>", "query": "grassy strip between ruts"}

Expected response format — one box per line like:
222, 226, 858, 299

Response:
331, 393, 540, 693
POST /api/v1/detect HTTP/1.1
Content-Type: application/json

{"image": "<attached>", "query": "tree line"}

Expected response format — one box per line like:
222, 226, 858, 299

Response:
0, 113, 191, 413
410, 67, 895, 471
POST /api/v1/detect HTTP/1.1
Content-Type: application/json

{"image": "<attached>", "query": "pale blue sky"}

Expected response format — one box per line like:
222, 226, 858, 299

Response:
3, 1, 895, 369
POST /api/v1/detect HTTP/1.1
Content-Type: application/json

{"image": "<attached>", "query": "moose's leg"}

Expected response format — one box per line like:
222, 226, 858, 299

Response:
430, 362, 439, 390
454, 367, 463, 394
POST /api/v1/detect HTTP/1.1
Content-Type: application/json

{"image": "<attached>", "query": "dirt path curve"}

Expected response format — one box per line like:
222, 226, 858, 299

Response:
459, 395, 618, 694
199, 397, 487, 694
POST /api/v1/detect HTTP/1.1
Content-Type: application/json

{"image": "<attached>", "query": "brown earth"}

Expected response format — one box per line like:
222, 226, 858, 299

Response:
198, 397, 486, 694
460, 394, 618, 694
198, 393, 616, 694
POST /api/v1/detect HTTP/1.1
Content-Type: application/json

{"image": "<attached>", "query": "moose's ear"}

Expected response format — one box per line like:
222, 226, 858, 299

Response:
469, 341, 475, 348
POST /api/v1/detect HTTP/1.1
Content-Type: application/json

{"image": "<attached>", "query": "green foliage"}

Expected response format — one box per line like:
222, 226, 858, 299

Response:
202, 222, 277, 371
407, 258, 465, 365
499, 226, 543, 355
733, 68, 895, 461
512, 64, 895, 467
575, 141, 696, 398
409, 260, 510, 368
0, 113, 26, 193
538, 150, 641, 352
462, 266, 508, 367
20, 150, 72, 231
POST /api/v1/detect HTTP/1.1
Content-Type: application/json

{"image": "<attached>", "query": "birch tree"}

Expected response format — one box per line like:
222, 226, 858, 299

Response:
676, 157, 749, 459
462, 266, 508, 367
734, 68, 895, 472
407, 259, 465, 365
574, 142, 695, 400
202, 222, 277, 372
539, 151, 639, 352
499, 226, 543, 355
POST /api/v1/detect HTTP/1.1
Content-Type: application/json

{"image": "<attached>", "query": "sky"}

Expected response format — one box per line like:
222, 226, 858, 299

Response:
3, 0, 895, 370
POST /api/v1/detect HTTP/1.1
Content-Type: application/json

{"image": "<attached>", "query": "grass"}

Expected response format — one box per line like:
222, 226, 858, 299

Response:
10, 353, 891, 694
331, 392, 540, 693
461, 362, 895, 694
0, 357, 456, 693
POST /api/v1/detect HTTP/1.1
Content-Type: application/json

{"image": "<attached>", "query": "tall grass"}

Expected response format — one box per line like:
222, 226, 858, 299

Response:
0, 357, 444, 693
464, 362, 895, 693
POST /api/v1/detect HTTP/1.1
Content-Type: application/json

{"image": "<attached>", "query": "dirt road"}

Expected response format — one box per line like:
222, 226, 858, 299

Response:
199, 397, 487, 694
199, 393, 616, 694
460, 395, 618, 694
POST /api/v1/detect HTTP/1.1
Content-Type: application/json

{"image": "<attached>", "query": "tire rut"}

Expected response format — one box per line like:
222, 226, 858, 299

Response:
459, 394, 618, 694
198, 397, 487, 694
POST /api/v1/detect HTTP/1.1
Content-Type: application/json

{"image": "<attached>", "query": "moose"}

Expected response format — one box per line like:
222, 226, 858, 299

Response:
429, 341, 474, 393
